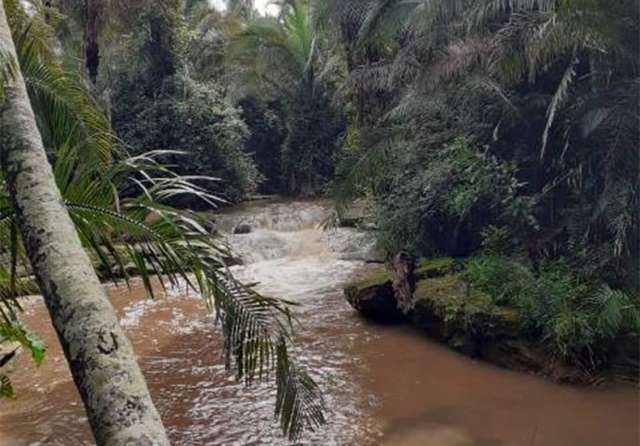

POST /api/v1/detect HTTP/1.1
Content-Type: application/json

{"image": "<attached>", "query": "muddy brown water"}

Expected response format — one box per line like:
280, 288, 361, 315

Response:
0, 201, 637, 445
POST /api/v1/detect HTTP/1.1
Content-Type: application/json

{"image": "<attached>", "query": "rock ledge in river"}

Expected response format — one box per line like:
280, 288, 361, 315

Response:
343, 258, 587, 383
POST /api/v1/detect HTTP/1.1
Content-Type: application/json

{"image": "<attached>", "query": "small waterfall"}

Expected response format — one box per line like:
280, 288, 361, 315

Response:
218, 200, 381, 265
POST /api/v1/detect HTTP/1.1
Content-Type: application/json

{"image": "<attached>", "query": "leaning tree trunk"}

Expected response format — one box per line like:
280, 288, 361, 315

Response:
0, 3, 169, 445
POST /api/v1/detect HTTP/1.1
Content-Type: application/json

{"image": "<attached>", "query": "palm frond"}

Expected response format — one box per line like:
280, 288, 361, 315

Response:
10, 6, 113, 170
540, 54, 577, 159
226, 0, 317, 97
275, 339, 325, 440
2, 2, 327, 432
588, 286, 640, 339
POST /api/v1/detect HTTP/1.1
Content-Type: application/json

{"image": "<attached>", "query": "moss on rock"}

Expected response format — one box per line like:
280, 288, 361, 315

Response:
414, 257, 456, 280
412, 274, 523, 345
345, 270, 392, 290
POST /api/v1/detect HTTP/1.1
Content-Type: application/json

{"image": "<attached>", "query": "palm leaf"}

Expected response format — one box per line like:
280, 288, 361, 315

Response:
540, 54, 577, 159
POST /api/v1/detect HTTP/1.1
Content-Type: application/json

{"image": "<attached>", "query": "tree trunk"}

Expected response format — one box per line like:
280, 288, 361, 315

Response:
85, 0, 102, 83
0, 3, 169, 445
392, 251, 416, 313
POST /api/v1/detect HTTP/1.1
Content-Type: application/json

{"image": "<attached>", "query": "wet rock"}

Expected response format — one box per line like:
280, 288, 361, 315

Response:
399, 259, 520, 341
344, 271, 404, 322
411, 275, 521, 341
337, 200, 370, 228
233, 223, 252, 234
222, 256, 244, 267
202, 218, 218, 234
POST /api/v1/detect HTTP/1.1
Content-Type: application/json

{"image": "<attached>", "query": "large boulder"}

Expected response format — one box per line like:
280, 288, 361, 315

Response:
337, 200, 371, 228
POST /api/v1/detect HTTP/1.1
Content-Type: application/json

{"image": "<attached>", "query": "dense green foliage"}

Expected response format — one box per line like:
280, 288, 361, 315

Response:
102, 1, 262, 202
237, 97, 286, 193
112, 76, 261, 203
322, 0, 639, 287
375, 138, 530, 257
226, 0, 345, 195
464, 255, 639, 368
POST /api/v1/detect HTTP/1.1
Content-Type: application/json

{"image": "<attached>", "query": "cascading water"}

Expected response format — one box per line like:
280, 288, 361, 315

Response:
0, 200, 637, 446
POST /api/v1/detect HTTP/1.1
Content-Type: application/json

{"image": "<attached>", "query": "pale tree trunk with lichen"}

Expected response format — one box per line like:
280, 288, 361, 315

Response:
0, 2, 169, 445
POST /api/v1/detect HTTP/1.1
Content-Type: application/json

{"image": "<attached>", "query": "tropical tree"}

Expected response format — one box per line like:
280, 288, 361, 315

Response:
227, 0, 344, 195
228, 0, 316, 93
0, 0, 325, 442
321, 0, 639, 287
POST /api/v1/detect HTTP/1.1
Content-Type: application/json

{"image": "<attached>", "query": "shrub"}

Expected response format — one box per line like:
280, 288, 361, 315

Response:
464, 256, 535, 306
480, 225, 513, 256
465, 257, 640, 367
532, 267, 639, 366
375, 138, 531, 258
112, 75, 262, 203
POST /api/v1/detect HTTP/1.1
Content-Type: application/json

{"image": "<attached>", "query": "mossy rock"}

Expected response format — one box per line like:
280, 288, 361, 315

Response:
411, 274, 522, 347
344, 270, 404, 322
343, 267, 590, 382
345, 269, 391, 290
414, 257, 456, 280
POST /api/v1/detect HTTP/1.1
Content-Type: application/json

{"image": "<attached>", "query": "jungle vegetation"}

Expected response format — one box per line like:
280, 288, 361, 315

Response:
0, 0, 638, 443
320, 0, 640, 371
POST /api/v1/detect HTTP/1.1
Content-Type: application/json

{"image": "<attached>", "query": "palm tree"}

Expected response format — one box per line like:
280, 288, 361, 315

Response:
0, 0, 170, 443
321, 0, 639, 286
228, 0, 344, 195
227, 0, 317, 98
0, 0, 325, 441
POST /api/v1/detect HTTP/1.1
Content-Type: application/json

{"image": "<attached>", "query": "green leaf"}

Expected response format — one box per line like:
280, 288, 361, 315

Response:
0, 323, 46, 366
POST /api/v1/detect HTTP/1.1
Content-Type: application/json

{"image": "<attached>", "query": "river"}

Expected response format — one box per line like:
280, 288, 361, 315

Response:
0, 200, 637, 445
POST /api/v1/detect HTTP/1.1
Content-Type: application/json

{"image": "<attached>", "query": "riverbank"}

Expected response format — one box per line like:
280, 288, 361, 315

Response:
344, 257, 640, 384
